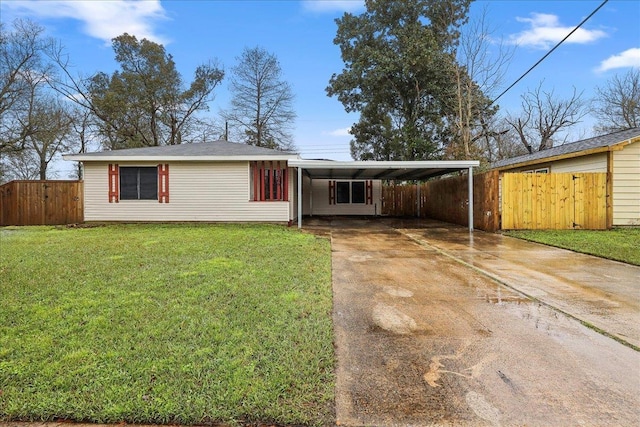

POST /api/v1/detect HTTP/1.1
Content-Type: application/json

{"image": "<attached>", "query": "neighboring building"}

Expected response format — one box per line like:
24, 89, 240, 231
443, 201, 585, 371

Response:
491, 128, 640, 226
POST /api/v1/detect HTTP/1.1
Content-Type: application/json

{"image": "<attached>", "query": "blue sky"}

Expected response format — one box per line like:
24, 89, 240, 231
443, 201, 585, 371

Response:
2, 0, 639, 167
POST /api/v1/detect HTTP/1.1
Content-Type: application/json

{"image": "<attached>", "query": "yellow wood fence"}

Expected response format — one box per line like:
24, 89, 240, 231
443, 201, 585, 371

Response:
501, 173, 607, 230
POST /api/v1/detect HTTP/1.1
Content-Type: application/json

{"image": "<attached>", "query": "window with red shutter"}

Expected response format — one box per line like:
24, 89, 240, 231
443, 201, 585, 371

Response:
250, 161, 289, 201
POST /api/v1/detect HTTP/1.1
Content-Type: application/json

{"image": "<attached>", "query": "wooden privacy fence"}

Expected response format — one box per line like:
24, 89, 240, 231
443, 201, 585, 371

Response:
501, 173, 607, 230
382, 170, 500, 232
0, 180, 84, 226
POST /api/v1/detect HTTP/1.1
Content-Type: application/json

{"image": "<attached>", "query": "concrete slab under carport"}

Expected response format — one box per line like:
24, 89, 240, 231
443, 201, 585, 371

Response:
311, 217, 640, 426
289, 159, 480, 230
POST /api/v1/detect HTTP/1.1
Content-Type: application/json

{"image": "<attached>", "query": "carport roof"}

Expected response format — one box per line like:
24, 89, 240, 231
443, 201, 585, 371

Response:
288, 159, 480, 180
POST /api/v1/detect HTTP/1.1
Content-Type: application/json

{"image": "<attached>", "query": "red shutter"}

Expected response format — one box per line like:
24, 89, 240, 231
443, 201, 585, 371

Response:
366, 180, 373, 205
158, 164, 169, 203
108, 164, 119, 203
329, 180, 335, 205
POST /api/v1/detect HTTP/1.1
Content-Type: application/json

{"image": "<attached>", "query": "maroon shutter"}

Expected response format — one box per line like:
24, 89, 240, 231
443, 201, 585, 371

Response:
366, 180, 373, 205
329, 180, 336, 205
108, 164, 119, 203
158, 164, 169, 203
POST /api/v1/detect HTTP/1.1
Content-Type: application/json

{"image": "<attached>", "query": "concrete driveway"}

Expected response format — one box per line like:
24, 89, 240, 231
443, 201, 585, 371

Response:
309, 218, 640, 427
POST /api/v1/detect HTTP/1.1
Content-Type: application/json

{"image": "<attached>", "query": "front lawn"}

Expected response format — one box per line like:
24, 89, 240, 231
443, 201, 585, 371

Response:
503, 228, 640, 266
0, 224, 334, 426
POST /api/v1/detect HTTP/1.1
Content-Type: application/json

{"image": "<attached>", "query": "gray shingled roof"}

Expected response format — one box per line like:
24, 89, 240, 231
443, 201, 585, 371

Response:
65, 140, 298, 159
491, 128, 640, 169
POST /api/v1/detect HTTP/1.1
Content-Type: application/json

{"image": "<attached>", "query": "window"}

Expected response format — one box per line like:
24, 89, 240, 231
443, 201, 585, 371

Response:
336, 182, 350, 203
329, 180, 373, 205
108, 164, 169, 203
120, 167, 158, 200
250, 161, 288, 201
351, 182, 365, 204
535, 168, 549, 174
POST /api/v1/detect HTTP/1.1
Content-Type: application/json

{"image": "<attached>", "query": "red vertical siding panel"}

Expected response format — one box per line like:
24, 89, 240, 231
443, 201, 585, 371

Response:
252, 162, 257, 201
260, 161, 265, 201
283, 167, 289, 202
276, 161, 281, 200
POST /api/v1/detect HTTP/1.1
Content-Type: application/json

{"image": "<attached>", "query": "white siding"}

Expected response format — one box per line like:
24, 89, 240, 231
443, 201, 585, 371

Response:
613, 141, 640, 225
84, 161, 291, 222
303, 178, 382, 216
549, 153, 607, 173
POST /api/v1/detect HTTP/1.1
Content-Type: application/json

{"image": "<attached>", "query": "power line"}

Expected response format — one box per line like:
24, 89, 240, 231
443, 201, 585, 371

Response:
491, 0, 609, 106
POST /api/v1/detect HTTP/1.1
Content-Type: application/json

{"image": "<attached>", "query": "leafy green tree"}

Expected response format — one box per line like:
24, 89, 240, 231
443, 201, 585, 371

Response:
223, 46, 296, 151
327, 0, 472, 160
63, 34, 224, 149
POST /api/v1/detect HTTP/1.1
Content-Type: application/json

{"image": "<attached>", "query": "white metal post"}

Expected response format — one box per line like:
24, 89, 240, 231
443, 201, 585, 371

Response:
309, 178, 313, 216
468, 167, 474, 232
297, 166, 303, 228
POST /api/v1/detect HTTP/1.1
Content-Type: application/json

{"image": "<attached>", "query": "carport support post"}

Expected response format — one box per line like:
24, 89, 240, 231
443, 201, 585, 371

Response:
298, 166, 303, 229
468, 167, 474, 232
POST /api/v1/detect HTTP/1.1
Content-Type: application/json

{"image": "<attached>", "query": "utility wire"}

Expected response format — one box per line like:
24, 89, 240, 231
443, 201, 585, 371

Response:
491, 0, 609, 106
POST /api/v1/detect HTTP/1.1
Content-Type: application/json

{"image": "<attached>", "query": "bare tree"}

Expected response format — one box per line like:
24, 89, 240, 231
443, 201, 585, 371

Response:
67, 106, 97, 179
593, 69, 639, 133
0, 19, 55, 153
20, 94, 74, 179
223, 46, 296, 151
3, 148, 41, 180
447, 6, 514, 160
506, 82, 588, 152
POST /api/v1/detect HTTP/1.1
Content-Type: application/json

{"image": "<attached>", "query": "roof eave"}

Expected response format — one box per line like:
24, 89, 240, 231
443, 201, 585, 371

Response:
63, 154, 300, 162
493, 134, 640, 171
289, 159, 480, 168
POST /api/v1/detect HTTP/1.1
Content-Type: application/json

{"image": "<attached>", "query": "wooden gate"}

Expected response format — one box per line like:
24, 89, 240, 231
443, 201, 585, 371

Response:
501, 173, 607, 230
0, 180, 84, 226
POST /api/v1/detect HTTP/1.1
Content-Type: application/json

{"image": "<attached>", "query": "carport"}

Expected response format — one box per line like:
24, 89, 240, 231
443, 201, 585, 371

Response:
289, 159, 480, 231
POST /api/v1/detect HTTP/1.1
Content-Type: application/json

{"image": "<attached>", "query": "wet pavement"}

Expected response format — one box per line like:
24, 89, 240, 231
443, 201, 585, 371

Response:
309, 218, 640, 427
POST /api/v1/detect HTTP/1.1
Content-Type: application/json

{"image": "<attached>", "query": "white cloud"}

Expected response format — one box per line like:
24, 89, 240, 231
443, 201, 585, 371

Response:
597, 48, 640, 72
302, 0, 364, 13
324, 127, 352, 137
509, 13, 607, 49
3, 0, 168, 44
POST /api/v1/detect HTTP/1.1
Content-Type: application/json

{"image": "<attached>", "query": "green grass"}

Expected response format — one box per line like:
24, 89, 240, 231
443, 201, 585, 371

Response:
0, 224, 334, 426
504, 228, 640, 266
